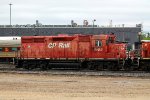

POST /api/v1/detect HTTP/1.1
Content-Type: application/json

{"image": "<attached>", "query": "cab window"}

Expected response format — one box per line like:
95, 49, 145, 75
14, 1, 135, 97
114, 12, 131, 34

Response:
108, 37, 114, 43
0, 48, 2, 52
95, 40, 102, 47
12, 47, 17, 51
106, 37, 114, 45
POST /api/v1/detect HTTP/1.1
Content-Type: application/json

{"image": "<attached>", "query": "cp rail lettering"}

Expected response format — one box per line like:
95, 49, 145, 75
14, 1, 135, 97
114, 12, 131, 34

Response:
48, 43, 70, 48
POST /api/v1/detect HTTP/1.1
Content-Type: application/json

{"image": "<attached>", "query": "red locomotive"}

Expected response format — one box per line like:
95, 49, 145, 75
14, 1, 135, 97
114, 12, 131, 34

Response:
16, 33, 127, 70
138, 40, 150, 70
124, 40, 150, 71
141, 40, 150, 58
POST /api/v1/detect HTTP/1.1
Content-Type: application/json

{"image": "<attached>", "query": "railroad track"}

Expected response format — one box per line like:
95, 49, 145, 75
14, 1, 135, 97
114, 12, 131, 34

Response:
0, 63, 150, 77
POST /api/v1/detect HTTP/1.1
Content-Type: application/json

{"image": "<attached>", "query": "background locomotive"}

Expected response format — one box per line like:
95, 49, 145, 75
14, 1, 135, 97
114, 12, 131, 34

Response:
133, 40, 150, 71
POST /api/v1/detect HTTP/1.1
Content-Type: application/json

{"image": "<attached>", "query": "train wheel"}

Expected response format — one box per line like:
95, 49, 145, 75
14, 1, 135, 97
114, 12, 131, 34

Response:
22, 61, 29, 70
15, 61, 22, 68
81, 62, 87, 70
145, 66, 150, 72
123, 65, 132, 71
96, 63, 103, 71
41, 65, 47, 70
123, 58, 133, 71
24, 64, 29, 70
87, 62, 94, 70
77, 63, 82, 70
148, 67, 150, 72
109, 62, 116, 71
112, 63, 119, 71
30, 64, 36, 70
103, 63, 111, 71
40, 62, 48, 70
48, 64, 52, 70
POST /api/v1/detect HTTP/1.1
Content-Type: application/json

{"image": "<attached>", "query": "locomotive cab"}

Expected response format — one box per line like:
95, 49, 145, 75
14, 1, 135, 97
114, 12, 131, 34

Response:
91, 33, 126, 57
89, 33, 127, 70
92, 33, 116, 53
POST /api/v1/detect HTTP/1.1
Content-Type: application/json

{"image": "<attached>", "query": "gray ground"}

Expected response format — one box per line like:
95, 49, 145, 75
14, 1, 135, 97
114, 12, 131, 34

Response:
0, 73, 150, 100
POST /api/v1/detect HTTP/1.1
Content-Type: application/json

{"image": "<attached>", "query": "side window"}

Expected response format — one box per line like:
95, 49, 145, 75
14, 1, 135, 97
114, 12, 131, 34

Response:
0, 48, 2, 52
4, 47, 9, 52
95, 40, 102, 47
12, 47, 17, 51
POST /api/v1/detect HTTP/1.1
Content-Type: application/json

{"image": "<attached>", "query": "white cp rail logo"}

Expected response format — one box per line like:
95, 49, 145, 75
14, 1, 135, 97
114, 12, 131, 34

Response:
48, 43, 57, 48
48, 43, 70, 48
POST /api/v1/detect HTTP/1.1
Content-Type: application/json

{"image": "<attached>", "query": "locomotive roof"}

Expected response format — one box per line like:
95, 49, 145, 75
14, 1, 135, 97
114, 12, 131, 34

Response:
21, 34, 116, 40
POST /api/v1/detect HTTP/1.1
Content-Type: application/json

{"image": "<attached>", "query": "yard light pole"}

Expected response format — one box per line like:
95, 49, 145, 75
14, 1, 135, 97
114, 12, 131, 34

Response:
9, 3, 12, 25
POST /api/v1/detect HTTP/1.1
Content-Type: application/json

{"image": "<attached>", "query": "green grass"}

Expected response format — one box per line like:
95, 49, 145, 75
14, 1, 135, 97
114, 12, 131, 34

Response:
143, 37, 150, 40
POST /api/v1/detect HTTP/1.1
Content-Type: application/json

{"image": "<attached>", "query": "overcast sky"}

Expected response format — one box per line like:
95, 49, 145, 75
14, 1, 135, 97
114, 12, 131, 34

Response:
0, 0, 150, 31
